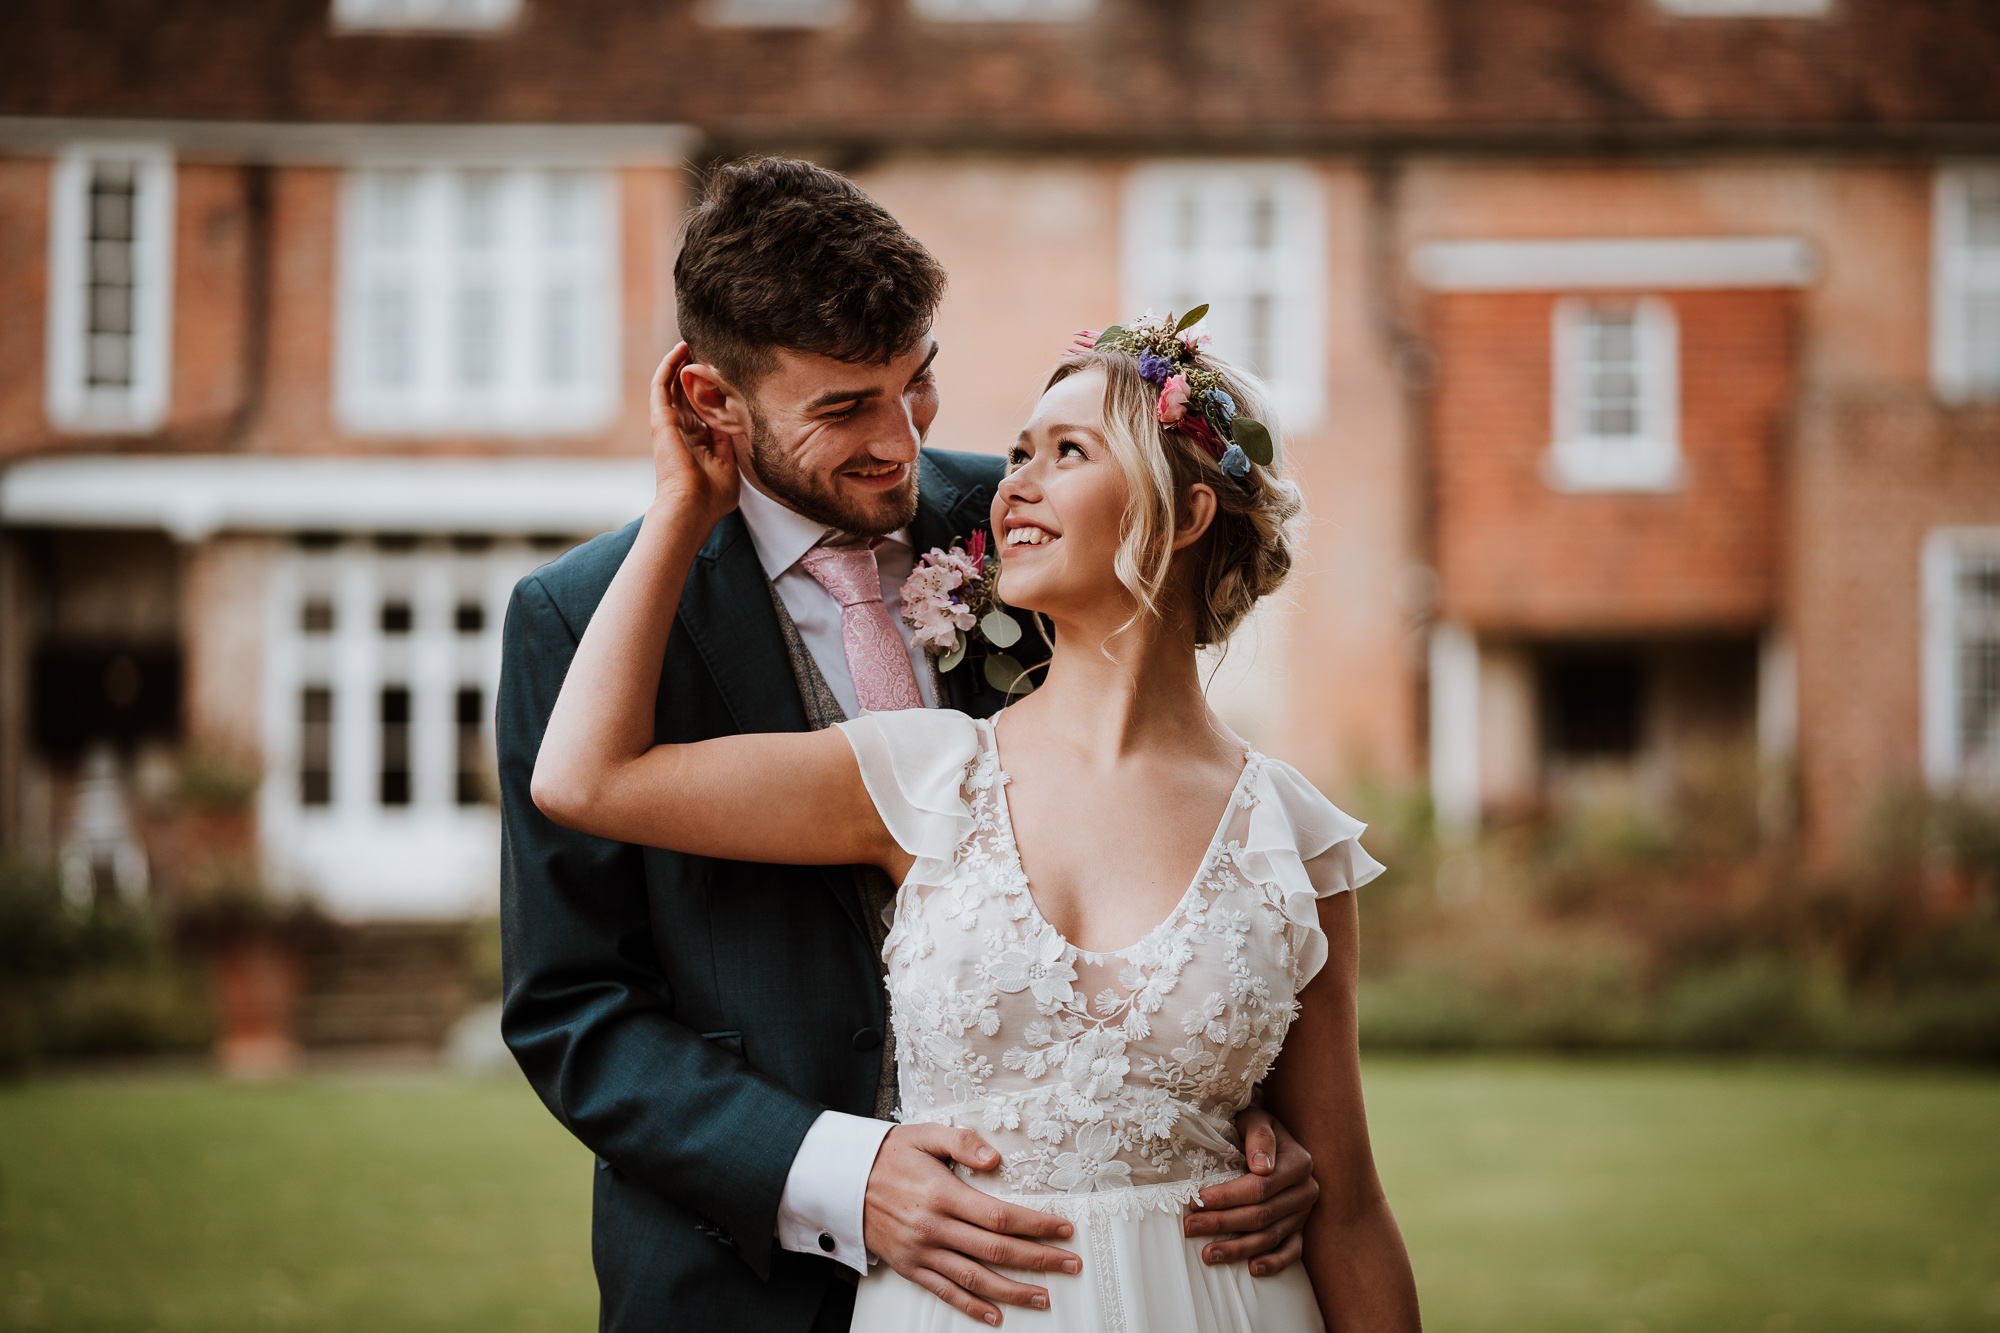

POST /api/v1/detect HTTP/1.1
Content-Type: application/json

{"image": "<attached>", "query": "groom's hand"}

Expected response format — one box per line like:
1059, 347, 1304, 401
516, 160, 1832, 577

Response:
864, 1124, 1080, 1327
1186, 1106, 1320, 1274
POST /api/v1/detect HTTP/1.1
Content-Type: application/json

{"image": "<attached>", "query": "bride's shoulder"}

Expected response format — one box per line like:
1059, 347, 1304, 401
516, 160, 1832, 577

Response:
1247, 753, 1371, 860
840, 706, 982, 751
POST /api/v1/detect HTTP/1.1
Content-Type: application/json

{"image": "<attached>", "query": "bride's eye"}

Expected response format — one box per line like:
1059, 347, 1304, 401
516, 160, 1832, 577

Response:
1058, 439, 1088, 460
1006, 445, 1030, 468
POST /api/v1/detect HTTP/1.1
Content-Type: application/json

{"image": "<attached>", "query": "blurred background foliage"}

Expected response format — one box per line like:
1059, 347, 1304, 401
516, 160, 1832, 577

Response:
1352, 756, 2000, 1062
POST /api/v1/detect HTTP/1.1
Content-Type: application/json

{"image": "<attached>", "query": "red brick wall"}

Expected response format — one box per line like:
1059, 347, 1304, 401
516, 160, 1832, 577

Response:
0, 158, 50, 456
168, 163, 252, 436
1432, 287, 1790, 634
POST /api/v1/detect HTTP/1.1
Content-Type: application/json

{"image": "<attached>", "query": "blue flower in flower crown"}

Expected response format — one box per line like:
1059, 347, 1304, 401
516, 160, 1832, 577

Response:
1206, 389, 1238, 421
1220, 445, 1251, 478
1136, 351, 1174, 384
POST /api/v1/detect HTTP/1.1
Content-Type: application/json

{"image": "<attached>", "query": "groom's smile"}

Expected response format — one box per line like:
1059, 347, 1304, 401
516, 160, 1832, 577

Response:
692, 337, 940, 537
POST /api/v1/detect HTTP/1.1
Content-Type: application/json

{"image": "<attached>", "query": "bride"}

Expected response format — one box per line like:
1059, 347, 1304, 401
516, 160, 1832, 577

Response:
533, 314, 1422, 1332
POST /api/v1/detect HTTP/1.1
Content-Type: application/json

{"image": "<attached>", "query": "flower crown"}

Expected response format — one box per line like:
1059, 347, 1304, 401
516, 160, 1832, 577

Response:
1067, 305, 1275, 480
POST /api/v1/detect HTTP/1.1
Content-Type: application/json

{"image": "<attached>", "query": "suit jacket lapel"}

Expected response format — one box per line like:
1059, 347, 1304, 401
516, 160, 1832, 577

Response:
675, 511, 866, 935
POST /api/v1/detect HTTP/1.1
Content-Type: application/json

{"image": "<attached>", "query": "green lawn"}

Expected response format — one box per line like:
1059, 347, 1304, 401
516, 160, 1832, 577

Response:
0, 1059, 1995, 1332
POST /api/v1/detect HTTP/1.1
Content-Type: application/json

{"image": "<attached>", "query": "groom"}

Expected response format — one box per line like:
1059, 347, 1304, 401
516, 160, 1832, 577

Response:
499, 157, 1321, 1333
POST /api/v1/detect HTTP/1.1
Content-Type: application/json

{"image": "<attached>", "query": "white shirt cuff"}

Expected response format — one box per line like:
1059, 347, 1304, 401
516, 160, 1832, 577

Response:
775, 1111, 894, 1276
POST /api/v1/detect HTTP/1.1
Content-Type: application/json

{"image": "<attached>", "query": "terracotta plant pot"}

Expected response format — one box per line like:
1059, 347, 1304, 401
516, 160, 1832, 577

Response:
209, 938, 302, 1079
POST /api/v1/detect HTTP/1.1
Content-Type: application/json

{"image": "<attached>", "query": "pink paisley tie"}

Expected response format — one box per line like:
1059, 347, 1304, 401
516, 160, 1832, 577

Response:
798, 539, 925, 713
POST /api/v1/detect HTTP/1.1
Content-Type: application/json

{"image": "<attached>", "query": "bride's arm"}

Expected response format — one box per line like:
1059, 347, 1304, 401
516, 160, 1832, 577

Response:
1262, 875, 1423, 1332
531, 347, 907, 878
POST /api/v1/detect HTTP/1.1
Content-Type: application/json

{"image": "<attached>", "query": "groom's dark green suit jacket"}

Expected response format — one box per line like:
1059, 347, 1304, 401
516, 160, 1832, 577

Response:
499, 449, 1034, 1333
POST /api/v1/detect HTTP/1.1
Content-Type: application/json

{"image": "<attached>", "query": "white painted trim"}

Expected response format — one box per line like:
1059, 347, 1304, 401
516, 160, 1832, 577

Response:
1922, 526, 2000, 790
0, 118, 697, 168
44, 143, 175, 435
699, 0, 851, 26
331, 0, 522, 32
1545, 295, 1682, 493
1756, 626, 1797, 762
1931, 164, 2000, 404
1411, 236, 1820, 292
0, 455, 654, 540
1429, 622, 1481, 839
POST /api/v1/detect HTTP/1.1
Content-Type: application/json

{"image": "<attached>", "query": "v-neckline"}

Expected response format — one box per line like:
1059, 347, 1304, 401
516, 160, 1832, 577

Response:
980, 715, 1258, 960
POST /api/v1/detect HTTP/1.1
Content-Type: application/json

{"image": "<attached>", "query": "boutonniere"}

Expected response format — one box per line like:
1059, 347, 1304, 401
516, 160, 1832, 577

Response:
900, 531, 1035, 695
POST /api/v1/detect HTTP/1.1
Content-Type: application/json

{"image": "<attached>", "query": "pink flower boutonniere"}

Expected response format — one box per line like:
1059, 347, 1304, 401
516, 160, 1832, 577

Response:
900, 531, 1035, 695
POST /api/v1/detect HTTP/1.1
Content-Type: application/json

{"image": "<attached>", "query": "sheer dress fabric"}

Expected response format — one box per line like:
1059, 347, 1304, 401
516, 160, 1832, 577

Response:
836, 709, 1385, 1333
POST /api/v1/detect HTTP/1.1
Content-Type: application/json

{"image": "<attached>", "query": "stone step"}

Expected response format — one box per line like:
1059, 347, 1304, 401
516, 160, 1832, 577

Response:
295, 921, 479, 1050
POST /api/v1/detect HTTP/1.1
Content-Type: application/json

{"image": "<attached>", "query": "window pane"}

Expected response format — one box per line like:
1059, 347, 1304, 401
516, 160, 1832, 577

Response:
1967, 293, 2000, 394
368, 286, 416, 388
301, 686, 333, 806
379, 600, 413, 634
86, 333, 133, 387
544, 285, 578, 385
454, 601, 486, 634
1960, 637, 2000, 767
379, 686, 411, 806
368, 173, 418, 250
301, 598, 336, 634
1967, 176, 2000, 252
455, 685, 487, 805
457, 286, 500, 387
460, 172, 502, 249
545, 172, 583, 247
1583, 305, 1644, 440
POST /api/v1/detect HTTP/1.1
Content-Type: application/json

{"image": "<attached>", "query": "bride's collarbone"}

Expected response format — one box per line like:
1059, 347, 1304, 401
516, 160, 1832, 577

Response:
997, 753, 1244, 954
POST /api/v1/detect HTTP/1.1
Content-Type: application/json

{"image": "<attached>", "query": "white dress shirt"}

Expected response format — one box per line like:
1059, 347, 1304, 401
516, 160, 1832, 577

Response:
736, 479, 933, 1274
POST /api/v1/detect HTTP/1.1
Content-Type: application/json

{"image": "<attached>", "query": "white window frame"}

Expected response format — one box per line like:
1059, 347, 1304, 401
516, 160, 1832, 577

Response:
331, 0, 522, 33
1122, 161, 1327, 434
1545, 295, 1682, 493
334, 165, 620, 437
911, 0, 1094, 20
1932, 164, 2000, 404
260, 535, 553, 917
45, 143, 175, 435
1922, 527, 2000, 793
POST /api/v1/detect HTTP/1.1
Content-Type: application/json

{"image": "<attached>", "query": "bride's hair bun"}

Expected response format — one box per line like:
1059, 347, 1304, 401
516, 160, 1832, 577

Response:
1043, 349, 1303, 647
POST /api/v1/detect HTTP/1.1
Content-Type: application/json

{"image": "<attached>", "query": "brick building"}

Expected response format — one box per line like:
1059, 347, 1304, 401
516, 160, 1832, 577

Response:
1, 0, 1997, 921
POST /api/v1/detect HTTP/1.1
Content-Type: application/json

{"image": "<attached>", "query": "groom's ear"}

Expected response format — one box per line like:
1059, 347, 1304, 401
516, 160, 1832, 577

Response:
679, 361, 753, 437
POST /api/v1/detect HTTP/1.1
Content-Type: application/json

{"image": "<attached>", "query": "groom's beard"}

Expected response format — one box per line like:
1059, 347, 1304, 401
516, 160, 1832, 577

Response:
747, 408, 922, 538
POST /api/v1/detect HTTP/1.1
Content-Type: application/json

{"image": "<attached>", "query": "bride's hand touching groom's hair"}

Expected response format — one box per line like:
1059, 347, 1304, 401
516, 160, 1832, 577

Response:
650, 344, 740, 531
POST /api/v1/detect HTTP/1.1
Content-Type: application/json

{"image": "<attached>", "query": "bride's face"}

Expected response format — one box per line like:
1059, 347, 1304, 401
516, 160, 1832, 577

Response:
992, 368, 1133, 618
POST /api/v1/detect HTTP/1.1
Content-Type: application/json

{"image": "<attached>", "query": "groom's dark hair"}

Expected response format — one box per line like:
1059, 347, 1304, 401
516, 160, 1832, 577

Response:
674, 156, 948, 392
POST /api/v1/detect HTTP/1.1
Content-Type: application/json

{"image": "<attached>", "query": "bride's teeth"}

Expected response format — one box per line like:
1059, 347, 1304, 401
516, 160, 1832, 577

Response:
1007, 528, 1051, 546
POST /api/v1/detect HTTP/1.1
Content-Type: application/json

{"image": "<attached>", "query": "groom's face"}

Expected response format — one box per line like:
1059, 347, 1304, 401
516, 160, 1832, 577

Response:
736, 339, 940, 537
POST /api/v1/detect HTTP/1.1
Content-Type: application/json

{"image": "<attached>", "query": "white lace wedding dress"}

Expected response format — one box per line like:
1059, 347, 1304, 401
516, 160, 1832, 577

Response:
837, 709, 1385, 1333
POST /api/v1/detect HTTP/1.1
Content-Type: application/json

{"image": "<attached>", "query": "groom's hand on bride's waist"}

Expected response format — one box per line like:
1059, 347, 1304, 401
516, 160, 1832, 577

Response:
1183, 1106, 1321, 1276
863, 1124, 1079, 1327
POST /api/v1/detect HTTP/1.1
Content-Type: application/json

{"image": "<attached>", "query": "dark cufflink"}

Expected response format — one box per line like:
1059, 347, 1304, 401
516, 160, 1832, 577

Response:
819, 1233, 837, 1253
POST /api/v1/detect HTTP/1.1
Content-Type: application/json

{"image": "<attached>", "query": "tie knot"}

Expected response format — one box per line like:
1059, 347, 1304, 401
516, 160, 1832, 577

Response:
799, 543, 884, 608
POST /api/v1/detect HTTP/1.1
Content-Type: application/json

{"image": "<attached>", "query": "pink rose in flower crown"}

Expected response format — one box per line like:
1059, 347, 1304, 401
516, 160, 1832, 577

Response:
1156, 373, 1191, 425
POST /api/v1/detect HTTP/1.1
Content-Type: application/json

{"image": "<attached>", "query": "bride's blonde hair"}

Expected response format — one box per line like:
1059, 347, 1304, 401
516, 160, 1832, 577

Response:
1037, 349, 1304, 647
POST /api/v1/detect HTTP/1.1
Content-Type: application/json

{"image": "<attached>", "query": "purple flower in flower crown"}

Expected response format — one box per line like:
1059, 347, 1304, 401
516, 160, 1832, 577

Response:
1136, 351, 1174, 384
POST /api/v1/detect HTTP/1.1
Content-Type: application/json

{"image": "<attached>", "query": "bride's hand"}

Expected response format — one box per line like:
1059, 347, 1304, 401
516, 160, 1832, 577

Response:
649, 344, 739, 531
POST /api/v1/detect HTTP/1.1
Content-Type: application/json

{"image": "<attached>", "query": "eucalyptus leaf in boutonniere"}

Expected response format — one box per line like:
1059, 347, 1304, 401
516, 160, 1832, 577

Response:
900, 531, 1035, 696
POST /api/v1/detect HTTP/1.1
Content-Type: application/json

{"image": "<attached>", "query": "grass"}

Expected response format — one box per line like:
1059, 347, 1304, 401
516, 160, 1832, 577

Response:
0, 1060, 1995, 1332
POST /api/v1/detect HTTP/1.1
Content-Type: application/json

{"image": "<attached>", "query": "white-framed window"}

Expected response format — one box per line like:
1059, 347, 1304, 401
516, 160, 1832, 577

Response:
1923, 528, 2000, 793
1545, 296, 1682, 493
912, 0, 1093, 19
260, 533, 560, 917
331, 0, 521, 32
335, 166, 619, 436
45, 144, 175, 434
1122, 162, 1327, 432
1932, 165, 2000, 403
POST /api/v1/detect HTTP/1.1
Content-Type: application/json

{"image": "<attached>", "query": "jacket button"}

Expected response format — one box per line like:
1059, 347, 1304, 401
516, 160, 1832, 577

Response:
819, 1233, 836, 1253
852, 1027, 883, 1052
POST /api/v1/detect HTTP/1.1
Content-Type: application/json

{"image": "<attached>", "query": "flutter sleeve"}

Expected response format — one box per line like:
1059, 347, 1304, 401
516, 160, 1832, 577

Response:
834, 709, 981, 887
1239, 757, 1387, 989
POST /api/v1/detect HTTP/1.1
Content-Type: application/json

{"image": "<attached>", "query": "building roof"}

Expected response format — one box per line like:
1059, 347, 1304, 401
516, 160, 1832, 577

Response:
3, 0, 1997, 155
